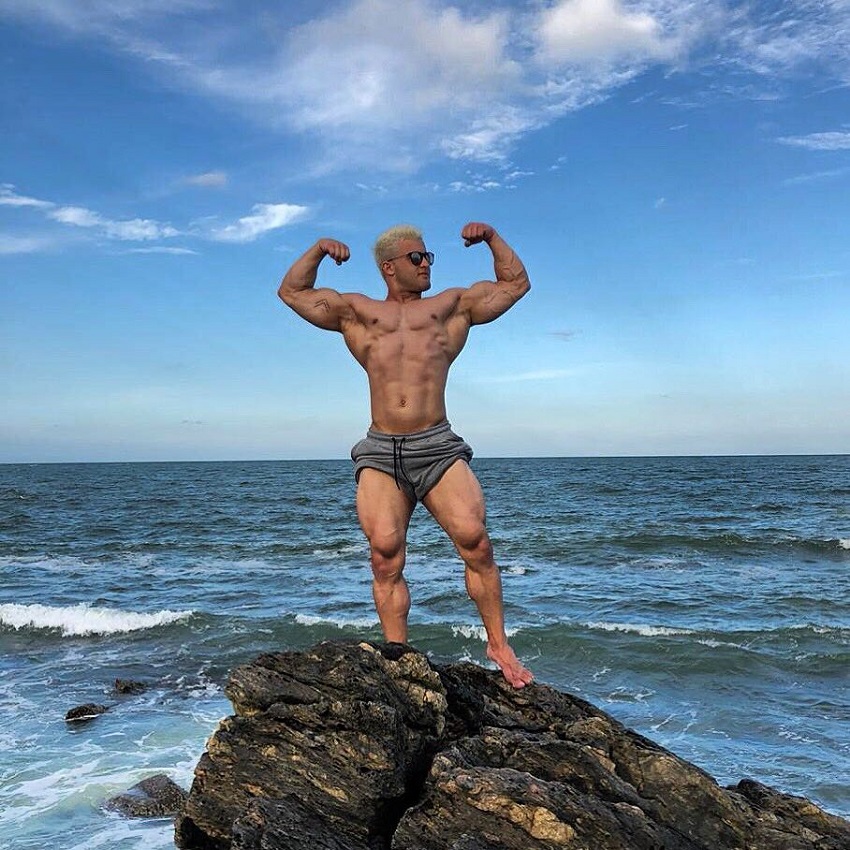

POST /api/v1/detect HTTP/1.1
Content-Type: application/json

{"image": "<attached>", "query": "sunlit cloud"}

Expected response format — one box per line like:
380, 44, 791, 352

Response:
47, 205, 179, 240
2, 185, 309, 250
0, 184, 55, 210
125, 246, 199, 255
778, 131, 850, 151
209, 203, 309, 243
534, 0, 675, 65
0, 233, 55, 254
3, 0, 850, 169
184, 170, 228, 188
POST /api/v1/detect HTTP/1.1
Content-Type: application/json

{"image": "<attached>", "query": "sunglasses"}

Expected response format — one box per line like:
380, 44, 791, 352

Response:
385, 250, 435, 267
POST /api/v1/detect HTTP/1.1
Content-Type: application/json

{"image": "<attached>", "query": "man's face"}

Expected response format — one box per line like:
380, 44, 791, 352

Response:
385, 238, 432, 293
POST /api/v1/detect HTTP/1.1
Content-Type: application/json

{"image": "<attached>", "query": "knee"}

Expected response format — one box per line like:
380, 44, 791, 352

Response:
368, 531, 406, 582
454, 523, 493, 569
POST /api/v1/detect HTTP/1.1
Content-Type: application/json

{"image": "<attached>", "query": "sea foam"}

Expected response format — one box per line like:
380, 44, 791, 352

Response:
0, 603, 192, 636
293, 613, 379, 630
586, 621, 695, 638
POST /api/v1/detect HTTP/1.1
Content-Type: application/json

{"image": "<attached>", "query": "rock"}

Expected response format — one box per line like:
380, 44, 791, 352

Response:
105, 773, 188, 818
114, 678, 147, 695
175, 641, 850, 850
65, 703, 108, 722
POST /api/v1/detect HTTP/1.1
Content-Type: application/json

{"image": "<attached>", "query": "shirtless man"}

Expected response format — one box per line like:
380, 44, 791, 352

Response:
278, 221, 533, 688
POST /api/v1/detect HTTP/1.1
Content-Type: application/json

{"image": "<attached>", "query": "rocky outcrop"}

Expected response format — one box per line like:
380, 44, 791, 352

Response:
105, 773, 188, 818
175, 641, 850, 850
65, 703, 109, 722
114, 678, 148, 695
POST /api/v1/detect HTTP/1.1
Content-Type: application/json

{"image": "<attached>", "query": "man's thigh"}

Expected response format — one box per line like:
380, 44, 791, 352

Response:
356, 468, 415, 546
421, 460, 487, 541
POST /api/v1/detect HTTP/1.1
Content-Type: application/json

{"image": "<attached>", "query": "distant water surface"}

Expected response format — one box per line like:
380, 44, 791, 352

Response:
1, 455, 848, 848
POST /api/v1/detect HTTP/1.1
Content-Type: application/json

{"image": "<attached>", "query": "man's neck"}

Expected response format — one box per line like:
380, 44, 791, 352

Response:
385, 290, 424, 304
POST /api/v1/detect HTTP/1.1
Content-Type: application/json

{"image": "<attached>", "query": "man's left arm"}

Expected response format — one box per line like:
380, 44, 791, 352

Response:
458, 222, 531, 326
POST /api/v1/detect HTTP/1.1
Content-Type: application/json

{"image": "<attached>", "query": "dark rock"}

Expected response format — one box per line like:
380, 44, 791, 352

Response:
105, 773, 188, 818
175, 641, 850, 850
65, 703, 108, 722
114, 678, 147, 695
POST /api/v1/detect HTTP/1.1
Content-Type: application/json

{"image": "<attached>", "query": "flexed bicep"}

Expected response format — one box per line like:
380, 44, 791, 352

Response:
284, 286, 356, 332
460, 280, 527, 325
278, 238, 355, 332
458, 224, 530, 326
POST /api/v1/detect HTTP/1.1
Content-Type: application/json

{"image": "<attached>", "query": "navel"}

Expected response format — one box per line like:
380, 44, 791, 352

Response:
399, 396, 408, 408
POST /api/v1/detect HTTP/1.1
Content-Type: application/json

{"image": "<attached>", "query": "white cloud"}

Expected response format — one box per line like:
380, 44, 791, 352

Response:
4, 0, 850, 168
783, 167, 850, 186
184, 171, 228, 188
2, 185, 307, 249
47, 205, 179, 240
209, 203, 309, 243
126, 246, 199, 255
535, 0, 673, 65
778, 131, 850, 150
0, 184, 55, 210
0, 233, 54, 254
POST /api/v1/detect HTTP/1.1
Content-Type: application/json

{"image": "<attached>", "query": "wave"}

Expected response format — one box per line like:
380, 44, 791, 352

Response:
609, 531, 850, 556
293, 613, 380, 631
584, 621, 696, 638
0, 603, 194, 636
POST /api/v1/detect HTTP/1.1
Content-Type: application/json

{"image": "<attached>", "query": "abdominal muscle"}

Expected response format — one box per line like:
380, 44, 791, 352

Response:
367, 374, 449, 434
343, 291, 467, 435
359, 330, 455, 434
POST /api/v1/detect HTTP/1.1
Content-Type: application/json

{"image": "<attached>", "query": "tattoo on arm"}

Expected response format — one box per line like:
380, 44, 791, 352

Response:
314, 297, 331, 313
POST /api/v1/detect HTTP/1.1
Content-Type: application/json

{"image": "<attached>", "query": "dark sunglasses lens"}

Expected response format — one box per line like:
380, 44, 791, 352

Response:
408, 251, 434, 266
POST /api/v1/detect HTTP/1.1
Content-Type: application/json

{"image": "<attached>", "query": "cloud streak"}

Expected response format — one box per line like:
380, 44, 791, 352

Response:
209, 203, 309, 243
778, 131, 850, 151
1, 184, 309, 250
3, 1, 850, 170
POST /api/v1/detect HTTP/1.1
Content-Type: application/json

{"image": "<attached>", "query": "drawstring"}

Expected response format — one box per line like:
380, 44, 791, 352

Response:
392, 437, 411, 492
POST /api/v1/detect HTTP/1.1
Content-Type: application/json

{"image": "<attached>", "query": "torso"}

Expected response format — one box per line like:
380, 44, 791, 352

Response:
340, 289, 471, 433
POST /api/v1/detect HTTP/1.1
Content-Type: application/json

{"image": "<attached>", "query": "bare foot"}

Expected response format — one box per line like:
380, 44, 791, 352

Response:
487, 643, 534, 689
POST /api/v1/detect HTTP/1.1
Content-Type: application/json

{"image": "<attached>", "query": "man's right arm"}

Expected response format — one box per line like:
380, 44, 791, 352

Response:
277, 239, 355, 332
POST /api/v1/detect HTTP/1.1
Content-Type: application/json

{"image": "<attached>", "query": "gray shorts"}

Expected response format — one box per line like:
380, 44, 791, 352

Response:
350, 420, 473, 503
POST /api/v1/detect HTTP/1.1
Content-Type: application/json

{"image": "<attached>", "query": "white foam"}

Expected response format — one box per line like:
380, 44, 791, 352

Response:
450, 624, 519, 641
586, 621, 695, 638
0, 603, 193, 636
838, 539, 850, 550
293, 613, 379, 630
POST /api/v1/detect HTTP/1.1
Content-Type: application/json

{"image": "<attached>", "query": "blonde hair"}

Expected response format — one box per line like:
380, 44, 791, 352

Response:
373, 224, 423, 268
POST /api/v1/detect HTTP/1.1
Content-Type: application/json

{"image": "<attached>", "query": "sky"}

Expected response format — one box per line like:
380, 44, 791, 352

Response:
1, 0, 849, 462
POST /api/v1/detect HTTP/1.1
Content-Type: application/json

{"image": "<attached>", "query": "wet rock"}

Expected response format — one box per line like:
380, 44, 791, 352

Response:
175, 641, 850, 850
105, 773, 188, 818
114, 678, 147, 695
65, 703, 108, 722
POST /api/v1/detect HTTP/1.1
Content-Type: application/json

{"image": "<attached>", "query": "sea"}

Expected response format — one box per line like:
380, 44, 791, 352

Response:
1, 455, 848, 849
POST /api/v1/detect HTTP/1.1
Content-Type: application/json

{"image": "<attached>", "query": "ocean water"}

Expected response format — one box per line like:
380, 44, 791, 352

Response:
1, 455, 848, 849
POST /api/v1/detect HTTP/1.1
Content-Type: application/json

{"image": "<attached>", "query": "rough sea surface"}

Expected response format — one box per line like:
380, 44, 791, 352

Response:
1, 455, 848, 849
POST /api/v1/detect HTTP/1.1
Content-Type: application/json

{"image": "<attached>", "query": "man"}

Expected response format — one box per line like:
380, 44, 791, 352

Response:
278, 222, 533, 688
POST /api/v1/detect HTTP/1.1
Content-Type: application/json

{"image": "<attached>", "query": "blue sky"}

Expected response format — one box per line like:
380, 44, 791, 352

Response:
1, 0, 848, 462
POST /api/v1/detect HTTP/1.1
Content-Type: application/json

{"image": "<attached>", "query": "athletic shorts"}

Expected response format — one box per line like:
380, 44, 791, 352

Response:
350, 420, 473, 503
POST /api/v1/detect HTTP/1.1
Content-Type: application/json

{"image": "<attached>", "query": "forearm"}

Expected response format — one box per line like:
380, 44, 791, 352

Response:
487, 231, 530, 297
278, 242, 326, 302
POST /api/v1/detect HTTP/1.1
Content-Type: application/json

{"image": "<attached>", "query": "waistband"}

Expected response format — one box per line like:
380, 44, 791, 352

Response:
365, 419, 452, 442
